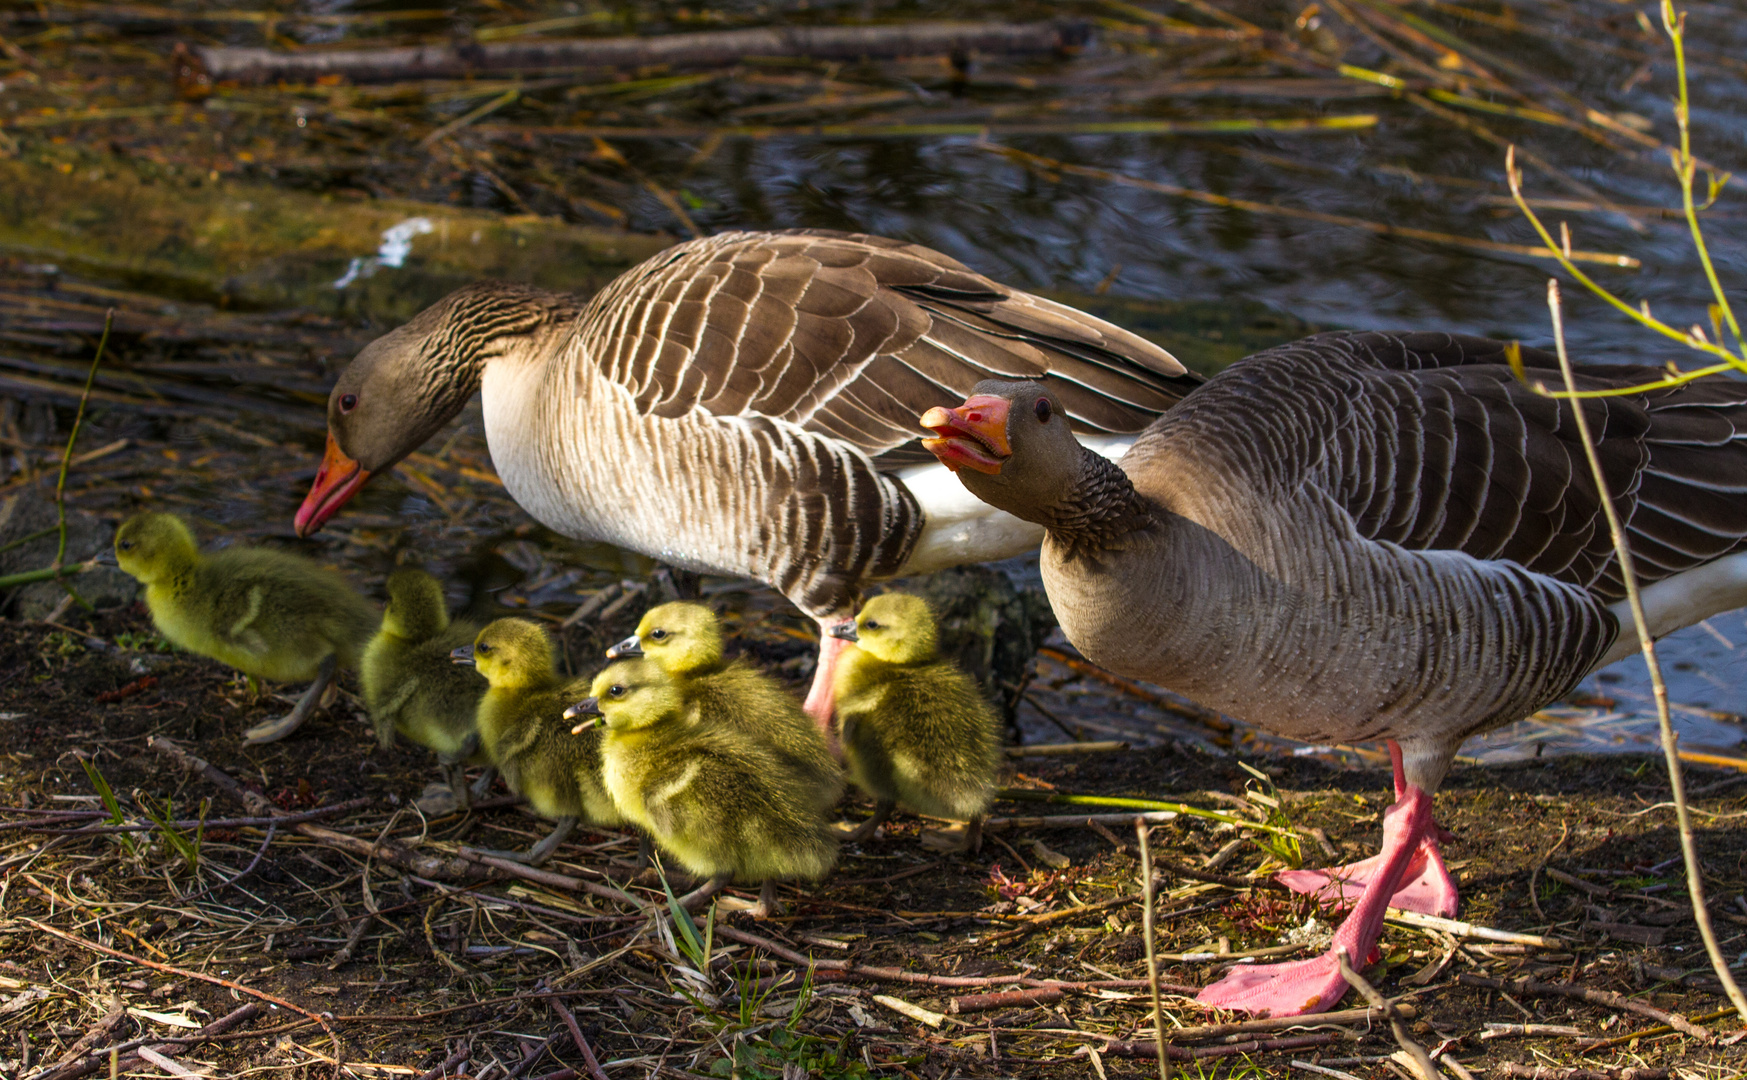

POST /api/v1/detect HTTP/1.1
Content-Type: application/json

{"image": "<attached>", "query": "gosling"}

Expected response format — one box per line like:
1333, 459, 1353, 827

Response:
361, 568, 490, 813
453, 618, 619, 866
829, 592, 1002, 851
608, 602, 842, 810
113, 511, 375, 745
567, 659, 839, 917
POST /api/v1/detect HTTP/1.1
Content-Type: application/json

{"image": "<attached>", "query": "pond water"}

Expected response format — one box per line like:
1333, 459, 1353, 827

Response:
2, 0, 1745, 768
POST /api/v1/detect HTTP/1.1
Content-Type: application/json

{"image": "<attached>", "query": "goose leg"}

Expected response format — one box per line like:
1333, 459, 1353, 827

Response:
1275, 741, 1458, 917
468, 767, 498, 801
242, 655, 337, 745
636, 833, 654, 870
1196, 783, 1438, 1016
677, 874, 730, 912
842, 798, 895, 844
802, 626, 852, 732
473, 816, 575, 867
751, 880, 782, 919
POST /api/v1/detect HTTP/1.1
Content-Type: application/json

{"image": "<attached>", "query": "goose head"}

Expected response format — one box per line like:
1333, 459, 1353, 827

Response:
607, 601, 724, 674
381, 567, 451, 641
565, 659, 684, 733
920, 380, 1087, 526
295, 282, 577, 537
114, 512, 199, 585
828, 592, 937, 665
453, 617, 555, 690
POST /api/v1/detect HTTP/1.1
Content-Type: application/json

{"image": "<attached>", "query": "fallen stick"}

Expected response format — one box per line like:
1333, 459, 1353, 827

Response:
1337, 954, 1439, 1080
949, 988, 1063, 1014
33, 1003, 262, 1080
1036, 646, 1233, 732
1146, 1004, 1414, 1044
1573, 1005, 1739, 1052
1384, 908, 1566, 947
549, 999, 610, 1080
147, 736, 492, 884
454, 849, 643, 908
1456, 975, 1711, 1041
985, 803, 1173, 828
1004, 741, 1129, 756
182, 21, 1089, 86
1495, 1062, 1670, 1069
1097, 1032, 1343, 1060
2, 798, 372, 835
714, 925, 1200, 994
1479, 1023, 1587, 1040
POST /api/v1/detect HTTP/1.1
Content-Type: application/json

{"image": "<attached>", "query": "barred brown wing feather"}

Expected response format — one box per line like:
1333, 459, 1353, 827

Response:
1222, 331, 1747, 603
572, 230, 1199, 459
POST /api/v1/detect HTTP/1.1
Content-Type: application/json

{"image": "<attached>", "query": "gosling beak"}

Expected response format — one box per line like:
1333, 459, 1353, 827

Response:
567, 697, 603, 733
294, 431, 372, 538
96, 550, 120, 566
828, 618, 859, 643
919, 394, 1012, 475
605, 634, 642, 660
450, 645, 476, 666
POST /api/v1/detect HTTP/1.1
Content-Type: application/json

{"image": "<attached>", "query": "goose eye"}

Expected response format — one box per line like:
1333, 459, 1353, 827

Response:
476, 642, 493, 655
1034, 397, 1053, 423
339, 393, 358, 414
650, 628, 667, 640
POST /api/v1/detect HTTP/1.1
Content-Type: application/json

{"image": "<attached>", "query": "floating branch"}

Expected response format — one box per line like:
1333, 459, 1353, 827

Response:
485, 115, 1380, 140
179, 21, 1092, 88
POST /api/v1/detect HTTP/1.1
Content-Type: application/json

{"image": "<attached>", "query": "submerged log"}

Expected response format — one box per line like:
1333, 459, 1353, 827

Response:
180, 21, 1091, 89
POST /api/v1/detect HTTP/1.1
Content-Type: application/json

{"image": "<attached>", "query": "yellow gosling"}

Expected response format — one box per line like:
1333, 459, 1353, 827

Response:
361, 568, 490, 813
608, 601, 842, 811
454, 618, 619, 866
567, 658, 839, 916
113, 511, 375, 745
829, 592, 1002, 851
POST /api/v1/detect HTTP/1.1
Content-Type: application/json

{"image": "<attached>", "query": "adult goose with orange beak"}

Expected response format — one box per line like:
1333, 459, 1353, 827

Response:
922, 330, 1747, 1017
294, 229, 1200, 740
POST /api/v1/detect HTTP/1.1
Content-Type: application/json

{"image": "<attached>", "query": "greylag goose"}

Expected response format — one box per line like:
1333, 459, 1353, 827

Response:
295, 229, 1198, 729
919, 331, 1747, 1016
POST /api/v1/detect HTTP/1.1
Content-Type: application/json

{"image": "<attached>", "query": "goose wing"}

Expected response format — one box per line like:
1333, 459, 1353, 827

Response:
1191, 331, 1747, 601
573, 229, 1201, 465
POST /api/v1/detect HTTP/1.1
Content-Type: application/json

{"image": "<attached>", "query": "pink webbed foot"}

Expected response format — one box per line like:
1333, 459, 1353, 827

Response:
1202, 781, 1443, 1016
1196, 951, 1355, 1016
1276, 837, 1458, 917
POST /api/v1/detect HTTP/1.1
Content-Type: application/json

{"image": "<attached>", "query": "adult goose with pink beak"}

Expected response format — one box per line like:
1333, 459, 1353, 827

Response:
922, 330, 1747, 1017
296, 229, 1200, 733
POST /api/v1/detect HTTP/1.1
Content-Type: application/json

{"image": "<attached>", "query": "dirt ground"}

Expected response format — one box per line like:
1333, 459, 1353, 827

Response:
2, 597, 1744, 1079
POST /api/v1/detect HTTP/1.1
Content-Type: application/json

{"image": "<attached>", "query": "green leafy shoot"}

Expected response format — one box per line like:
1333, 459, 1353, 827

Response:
1238, 760, 1303, 869
142, 793, 205, 874
79, 757, 137, 856
1506, 0, 1741, 398
659, 863, 713, 975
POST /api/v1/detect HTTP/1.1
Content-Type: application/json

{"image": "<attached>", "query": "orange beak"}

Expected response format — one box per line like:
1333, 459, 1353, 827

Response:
919, 395, 1012, 475
294, 431, 371, 537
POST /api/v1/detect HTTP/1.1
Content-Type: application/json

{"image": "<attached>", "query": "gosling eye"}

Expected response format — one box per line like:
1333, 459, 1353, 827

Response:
864, 619, 880, 631
609, 685, 627, 698
476, 642, 493, 655
338, 393, 358, 414
117, 540, 136, 551
650, 628, 667, 641
1034, 397, 1053, 423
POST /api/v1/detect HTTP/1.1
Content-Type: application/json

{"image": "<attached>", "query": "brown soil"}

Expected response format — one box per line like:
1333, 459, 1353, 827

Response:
3, 600, 1744, 1079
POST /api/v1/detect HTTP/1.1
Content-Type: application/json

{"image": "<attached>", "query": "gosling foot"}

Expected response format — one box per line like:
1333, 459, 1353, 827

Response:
840, 798, 895, 845
467, 816, 575, 867
676, 874, 730, 913
241, 656, 337, 746
415, 781, 460, 817
750, 879, 782, 920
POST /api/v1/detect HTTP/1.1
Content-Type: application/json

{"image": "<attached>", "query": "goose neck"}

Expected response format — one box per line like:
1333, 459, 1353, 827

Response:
1038, 446, 1155, 553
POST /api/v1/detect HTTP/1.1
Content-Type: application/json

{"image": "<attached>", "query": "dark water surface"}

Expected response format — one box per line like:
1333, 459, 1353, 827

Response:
4, 0, 1746, 765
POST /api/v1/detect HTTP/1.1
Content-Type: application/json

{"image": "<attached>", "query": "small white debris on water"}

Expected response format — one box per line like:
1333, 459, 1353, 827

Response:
333, 216, 435, 289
